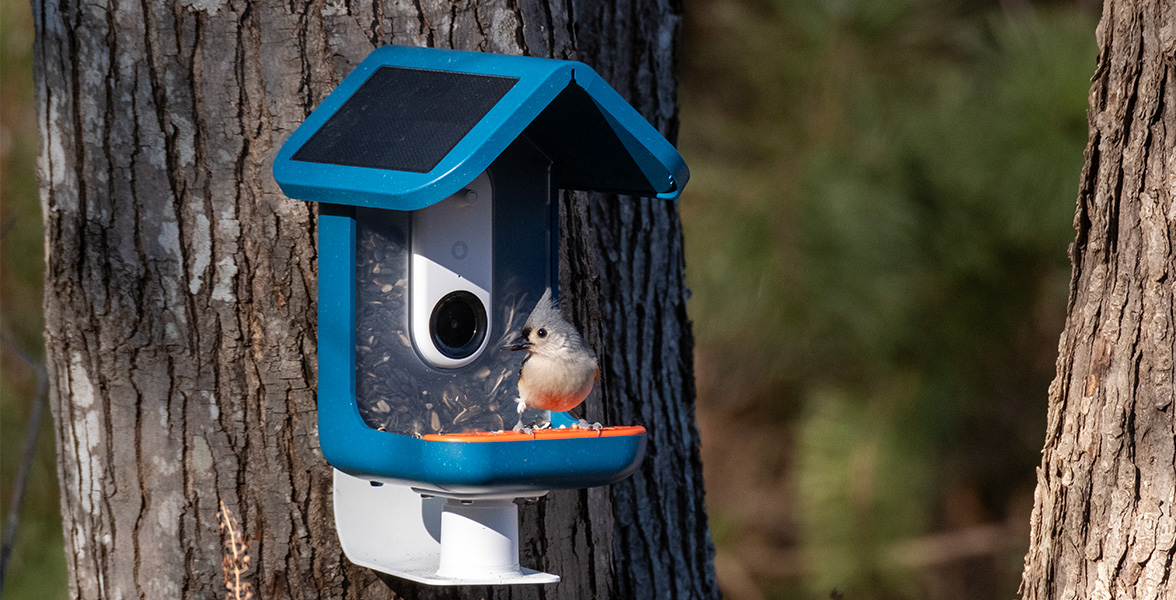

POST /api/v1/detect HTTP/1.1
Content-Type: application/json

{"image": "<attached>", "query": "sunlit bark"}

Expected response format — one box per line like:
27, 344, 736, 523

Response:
33, 0, 717, 598
1021, 2, 1176, 598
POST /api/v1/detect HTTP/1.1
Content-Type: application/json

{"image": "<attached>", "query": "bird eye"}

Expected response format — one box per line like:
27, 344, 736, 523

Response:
536, 328, 548, 339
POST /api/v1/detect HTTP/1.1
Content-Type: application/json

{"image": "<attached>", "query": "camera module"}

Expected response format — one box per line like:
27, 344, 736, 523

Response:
429, 291, 488, 360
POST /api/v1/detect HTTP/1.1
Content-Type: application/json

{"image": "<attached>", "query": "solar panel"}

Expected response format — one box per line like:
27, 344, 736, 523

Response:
292, 66, 518, 173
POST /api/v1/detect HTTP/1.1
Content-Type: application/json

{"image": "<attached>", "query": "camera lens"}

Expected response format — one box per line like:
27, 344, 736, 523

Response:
429, 291, 487, 359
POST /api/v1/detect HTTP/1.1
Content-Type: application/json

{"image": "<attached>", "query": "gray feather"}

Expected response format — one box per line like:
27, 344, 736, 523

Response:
524, 288, 563, 330
524, 288, 594, 358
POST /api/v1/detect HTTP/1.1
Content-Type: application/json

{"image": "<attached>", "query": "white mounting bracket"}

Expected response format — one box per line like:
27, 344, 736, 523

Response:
332, 469, 561, 586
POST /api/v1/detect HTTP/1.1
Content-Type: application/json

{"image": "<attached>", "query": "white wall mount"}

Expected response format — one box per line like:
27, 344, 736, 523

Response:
332, 469, 560, 586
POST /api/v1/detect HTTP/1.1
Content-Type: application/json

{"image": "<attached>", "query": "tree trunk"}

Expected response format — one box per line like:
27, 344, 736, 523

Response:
1020, 1, 1176, 598
33, 0, 717, 598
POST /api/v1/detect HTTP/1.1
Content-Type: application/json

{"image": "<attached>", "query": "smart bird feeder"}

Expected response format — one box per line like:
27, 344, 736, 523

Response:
272, 45, 689, 586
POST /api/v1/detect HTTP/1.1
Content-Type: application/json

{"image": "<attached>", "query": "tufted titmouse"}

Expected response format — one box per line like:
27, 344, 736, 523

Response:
506, 289, 600, 432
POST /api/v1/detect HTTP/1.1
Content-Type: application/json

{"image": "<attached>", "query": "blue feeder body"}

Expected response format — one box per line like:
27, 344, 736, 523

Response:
273, 45, 687, 496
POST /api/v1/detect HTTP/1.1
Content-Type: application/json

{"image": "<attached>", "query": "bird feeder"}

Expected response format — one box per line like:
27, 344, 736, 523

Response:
272, 45, 689, 586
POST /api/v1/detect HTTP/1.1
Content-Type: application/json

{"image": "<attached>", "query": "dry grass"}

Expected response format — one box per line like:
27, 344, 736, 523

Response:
217, 501, 254, 600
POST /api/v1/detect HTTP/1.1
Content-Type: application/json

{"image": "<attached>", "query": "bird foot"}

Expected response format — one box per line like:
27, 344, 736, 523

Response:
573, 419, 603, 431
512, 399, 533, 432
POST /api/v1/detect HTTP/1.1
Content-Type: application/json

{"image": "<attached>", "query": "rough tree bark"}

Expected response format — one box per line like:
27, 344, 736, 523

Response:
1020, 1, 1176, 598
33, 0, 718, 598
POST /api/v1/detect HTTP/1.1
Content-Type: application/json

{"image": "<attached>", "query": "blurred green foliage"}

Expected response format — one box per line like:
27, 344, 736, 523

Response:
2, 0, 70, 598
680, 0, 1096, 597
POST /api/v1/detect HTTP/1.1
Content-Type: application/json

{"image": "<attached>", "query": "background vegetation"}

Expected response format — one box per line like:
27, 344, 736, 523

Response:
681, 0, 1096, 597
0, 0, 1097, 598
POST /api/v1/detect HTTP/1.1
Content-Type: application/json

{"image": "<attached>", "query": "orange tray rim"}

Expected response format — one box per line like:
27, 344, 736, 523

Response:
422, 425, 647, 443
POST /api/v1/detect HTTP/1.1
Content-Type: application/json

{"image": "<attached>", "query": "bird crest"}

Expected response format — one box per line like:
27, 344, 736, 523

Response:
523, 288, 561, 330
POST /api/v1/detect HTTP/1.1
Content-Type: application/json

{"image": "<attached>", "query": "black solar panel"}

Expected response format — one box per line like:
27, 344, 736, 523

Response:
292, 66, 518, 173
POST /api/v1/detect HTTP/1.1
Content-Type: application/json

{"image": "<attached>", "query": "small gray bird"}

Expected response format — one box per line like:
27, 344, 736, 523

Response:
507, 289, 600, 431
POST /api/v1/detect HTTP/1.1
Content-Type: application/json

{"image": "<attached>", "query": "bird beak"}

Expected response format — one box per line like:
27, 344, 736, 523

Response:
506, 337, 531, 352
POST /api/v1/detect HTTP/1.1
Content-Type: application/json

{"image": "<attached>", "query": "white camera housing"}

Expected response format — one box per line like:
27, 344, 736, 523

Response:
410, 173, 494, 369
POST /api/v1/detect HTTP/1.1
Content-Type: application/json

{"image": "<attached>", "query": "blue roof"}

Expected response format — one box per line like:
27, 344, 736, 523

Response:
273, 45, 689, 210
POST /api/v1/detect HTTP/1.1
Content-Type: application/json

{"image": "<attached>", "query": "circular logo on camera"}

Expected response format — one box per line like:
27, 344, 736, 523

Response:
451, 241, 468, 260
